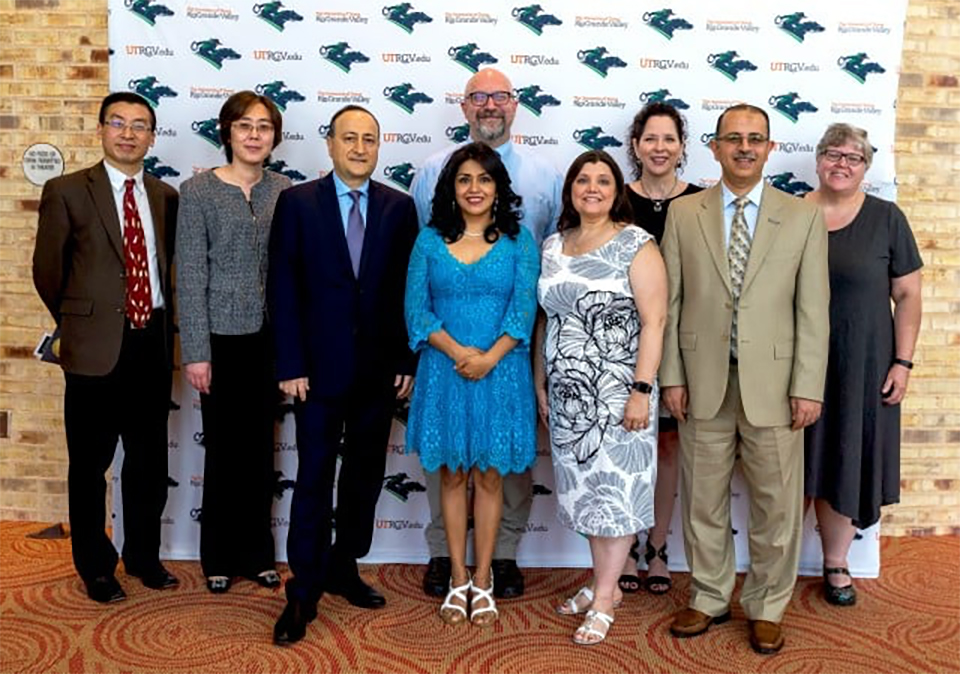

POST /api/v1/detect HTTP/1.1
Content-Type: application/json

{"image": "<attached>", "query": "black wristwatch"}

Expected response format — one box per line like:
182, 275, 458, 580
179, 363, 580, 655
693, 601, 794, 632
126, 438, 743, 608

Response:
893, 358, 914, 370
629, 380, 653, 394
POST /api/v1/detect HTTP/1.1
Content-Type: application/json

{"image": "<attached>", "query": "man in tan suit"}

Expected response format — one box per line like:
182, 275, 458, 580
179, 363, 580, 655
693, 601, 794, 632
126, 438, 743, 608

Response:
660, 104, 828, 654
33, 92, 179, 604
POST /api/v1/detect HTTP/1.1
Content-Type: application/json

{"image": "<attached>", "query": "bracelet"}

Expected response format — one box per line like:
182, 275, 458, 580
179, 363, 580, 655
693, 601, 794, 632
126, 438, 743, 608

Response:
893, 358, 914, 370
629, 380, 653, 394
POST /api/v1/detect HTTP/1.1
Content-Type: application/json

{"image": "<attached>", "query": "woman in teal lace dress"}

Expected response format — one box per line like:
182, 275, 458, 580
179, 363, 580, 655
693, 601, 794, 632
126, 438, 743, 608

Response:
405, 142, 539, 628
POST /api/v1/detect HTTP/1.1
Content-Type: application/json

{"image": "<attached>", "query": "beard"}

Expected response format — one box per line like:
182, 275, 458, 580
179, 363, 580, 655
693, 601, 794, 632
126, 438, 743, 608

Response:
473, 114, 507, 144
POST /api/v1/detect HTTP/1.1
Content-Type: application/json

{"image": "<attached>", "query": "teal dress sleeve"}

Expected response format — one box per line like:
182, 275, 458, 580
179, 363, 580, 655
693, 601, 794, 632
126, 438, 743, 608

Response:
498, 227, 540, 348
404, 229, 443, 352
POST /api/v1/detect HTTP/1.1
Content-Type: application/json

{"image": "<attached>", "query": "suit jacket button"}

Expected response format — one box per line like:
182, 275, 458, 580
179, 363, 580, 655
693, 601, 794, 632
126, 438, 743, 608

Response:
116, 307, 123, 314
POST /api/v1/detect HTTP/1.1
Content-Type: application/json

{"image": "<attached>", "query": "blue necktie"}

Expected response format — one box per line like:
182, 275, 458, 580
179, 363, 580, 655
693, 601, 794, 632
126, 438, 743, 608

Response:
346, 190, 365, 277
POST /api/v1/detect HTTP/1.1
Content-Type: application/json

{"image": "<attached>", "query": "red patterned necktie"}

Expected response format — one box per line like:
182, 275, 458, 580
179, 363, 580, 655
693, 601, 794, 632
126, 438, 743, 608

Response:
122, 178, 152, 328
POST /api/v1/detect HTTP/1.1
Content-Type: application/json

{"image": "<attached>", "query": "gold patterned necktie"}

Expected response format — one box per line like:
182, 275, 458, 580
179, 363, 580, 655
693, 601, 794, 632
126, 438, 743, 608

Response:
728, 195, 751, 360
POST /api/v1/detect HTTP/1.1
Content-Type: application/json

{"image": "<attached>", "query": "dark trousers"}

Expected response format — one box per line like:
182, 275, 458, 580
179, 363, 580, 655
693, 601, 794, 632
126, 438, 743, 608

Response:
199, 330, 277, 578
285, 380, 396, 603
64, 312, 170, 582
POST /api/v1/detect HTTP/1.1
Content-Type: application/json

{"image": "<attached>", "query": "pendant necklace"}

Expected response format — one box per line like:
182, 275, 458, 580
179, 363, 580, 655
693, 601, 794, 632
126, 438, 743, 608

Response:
642, 175, 679, 213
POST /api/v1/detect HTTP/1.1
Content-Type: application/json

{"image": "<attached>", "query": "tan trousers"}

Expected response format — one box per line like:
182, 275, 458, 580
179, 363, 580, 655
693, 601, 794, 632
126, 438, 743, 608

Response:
678, 365, 804, 623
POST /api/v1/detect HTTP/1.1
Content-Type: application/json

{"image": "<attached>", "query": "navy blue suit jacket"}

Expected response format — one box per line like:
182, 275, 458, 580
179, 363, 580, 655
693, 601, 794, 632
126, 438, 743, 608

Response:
267, 173, 418, 398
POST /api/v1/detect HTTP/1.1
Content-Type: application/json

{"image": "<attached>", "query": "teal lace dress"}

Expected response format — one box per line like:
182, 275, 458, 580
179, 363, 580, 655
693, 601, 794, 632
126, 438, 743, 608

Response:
405, 226, 540, 475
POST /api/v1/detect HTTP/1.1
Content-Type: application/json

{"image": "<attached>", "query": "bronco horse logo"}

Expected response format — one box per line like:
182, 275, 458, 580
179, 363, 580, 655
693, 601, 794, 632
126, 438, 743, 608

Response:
708, 51, 758, 81
775, 12, 825, 42
191, 38, 241, 70
127, 76, 177, 107
143, 156, 179, 179
838, 53, 886, 83
255, 81, 305, 111
125, 0, 174, 26
642, 9, 693, 39
446, 124, 470, 143
253, 1, 303, 31
512, 5, 562, 35
448, 43, 498, 73
273, 471, 296, 499
383, 83, 433, 114
639, 89, 690, 110
516, 85, 560, 116
192, 118, 221, 148
383, 473, 426, 503
768, 172, 814, 196
265, 160, 307, 182
319, 42, 370, 73
384, 163, 416, 191
573, 127, 622, 151
382, 3, 433, 33
577, 47, 627, 78
769, 92, 818, 123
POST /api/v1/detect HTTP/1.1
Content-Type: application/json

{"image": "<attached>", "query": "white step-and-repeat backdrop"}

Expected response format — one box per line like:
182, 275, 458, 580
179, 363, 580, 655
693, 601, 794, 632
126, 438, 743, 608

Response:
108, 0, 907, 576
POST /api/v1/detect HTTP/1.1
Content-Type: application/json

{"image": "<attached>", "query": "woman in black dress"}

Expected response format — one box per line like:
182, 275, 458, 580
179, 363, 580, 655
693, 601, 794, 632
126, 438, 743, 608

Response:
617, 102, 702, 595
804, 123, 923, 606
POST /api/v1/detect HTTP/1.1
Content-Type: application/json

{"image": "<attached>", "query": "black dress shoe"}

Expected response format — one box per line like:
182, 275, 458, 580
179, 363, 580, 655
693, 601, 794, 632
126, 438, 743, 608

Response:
273, 599, 317, 646
84, 575, 127, 604
126, 564, 179, 590
423, 557, 451, 597
327, 576, 386, 609
491, 559, 524, 599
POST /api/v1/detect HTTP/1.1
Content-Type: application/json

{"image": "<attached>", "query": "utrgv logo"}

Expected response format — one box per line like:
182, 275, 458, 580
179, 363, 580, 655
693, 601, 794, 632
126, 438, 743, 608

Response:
642, 9, 693, 39
125, 0, 174, 26
775, 12, 824, 42
253, 1, 303, 31
127, 76, 178, 107
383, 83, 433, 114
265, 160, 307, 182
383, 472, 426, 502
838, 53, 886, 83
143, 156, 179, 179
639, 89, 689, 109
512, 5, 562, 35
319, 42, 370, 73
382, 3, 433, 33
577, 47, 627, 78
192, 118, 221, 148
516, 85, 560, 116
769, 92, 818, 123
384, 163, 416, 190
446, 124, 470, 143
768, 172, 814, 196
255, 81, 305, 111
573, 127, 622, 151
707, 51, 757, 81
191, 38, 241, 70
448, 43, 498, 73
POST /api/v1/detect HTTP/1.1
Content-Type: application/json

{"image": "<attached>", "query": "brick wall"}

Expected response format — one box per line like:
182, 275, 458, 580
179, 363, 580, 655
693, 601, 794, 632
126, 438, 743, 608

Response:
0, 0, 957, 535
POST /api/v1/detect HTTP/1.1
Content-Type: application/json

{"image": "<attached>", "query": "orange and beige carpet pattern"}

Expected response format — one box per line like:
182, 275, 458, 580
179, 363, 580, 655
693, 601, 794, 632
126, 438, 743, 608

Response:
1, 522, 957, 674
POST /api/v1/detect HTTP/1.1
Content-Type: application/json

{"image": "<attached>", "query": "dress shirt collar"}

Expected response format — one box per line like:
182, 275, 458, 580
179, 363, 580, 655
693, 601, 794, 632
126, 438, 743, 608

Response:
103, 160, 145, 195
332, 171, 370, 200
720, 179, 765, 210
492, 140, 515, 163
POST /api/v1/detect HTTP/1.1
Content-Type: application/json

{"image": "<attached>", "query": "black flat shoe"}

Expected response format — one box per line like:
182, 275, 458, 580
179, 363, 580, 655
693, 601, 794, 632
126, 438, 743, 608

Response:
644, 540, 672, 595
84, 575, 127, 604
126, 563, 179, 590
206, 576, 231, 594
273, 599, 317, 645
492, 559, 524, 599
327, 576, 386, 609
422, 556, 451, 597
618, 539, 641, 593
252, 570, 282, 589
824, 566, 857, 606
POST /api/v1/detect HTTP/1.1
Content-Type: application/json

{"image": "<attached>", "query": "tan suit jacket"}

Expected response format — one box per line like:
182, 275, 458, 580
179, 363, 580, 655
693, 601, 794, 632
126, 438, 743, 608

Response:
33, 161, 179, 376
659, 183, 829, 427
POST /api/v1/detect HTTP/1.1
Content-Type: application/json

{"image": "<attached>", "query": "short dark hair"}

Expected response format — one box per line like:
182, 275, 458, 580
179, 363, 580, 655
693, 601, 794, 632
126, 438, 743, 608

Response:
218, 91, 283, 163
557, 150, 634, 233
715, 103, 770, 138
99, 92, 156, 131
626, 102, 689, 179
430, 141, 522, 243
327, 105, 380, 138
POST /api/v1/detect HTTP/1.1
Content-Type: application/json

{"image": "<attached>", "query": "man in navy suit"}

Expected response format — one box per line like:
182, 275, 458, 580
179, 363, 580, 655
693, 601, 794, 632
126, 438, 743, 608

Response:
268, 105, 418, 645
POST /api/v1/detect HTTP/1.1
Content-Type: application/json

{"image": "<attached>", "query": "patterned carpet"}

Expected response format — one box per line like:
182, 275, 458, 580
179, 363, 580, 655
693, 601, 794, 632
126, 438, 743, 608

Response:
1, 522, 956, 674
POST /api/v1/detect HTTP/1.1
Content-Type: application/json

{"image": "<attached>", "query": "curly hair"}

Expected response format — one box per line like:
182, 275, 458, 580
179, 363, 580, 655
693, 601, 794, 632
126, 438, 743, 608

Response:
429, 142, 522, 243
816, 122, 874, 169
625, 102, 689, 179
557, 150, 634, 233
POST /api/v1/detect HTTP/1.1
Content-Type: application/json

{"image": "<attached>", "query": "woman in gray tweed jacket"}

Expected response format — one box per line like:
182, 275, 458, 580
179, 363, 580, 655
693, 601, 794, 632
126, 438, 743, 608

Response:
175, 91, 291, 594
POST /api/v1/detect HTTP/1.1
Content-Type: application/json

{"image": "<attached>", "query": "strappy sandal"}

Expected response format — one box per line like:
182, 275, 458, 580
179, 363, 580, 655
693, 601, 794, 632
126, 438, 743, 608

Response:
618, 539, 641, 593
644, 540, 672, 595
470, 576, 498, 627
556, 586, 622, 616
823, 566, 857, 606
253, 570, 281, 589
440, 577, 471, 625
573, 609, 614, 646
206, 576, 231, 594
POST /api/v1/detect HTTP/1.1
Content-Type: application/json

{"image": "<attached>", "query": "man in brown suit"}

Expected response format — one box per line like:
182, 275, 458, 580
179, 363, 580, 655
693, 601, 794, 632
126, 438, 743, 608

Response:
33, 92, 180, 603
660, 104, 829, 654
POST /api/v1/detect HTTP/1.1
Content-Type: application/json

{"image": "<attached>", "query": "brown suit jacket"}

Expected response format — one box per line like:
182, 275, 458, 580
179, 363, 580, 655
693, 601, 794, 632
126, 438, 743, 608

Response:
33, 161, 179, 376
659, 183, 829, 427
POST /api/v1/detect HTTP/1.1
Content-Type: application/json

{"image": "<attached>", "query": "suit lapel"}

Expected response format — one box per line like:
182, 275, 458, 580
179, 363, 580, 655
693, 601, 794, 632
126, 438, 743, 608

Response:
88, 162, 124, 261
742, 184, 784, 293
696, 185, 732, 296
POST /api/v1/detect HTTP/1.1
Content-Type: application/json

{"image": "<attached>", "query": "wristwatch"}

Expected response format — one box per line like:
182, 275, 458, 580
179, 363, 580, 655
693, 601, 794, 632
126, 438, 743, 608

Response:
893, 358, 914, 370
629, 380, 653, 394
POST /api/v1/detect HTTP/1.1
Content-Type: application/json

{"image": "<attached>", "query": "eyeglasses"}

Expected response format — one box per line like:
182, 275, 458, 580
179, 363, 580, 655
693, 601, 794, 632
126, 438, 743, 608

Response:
821, 149, 866, 167
466, 90, 513, 106
104, 118, 152, 135
232, 121, 275, 137
716, 133, 769, 147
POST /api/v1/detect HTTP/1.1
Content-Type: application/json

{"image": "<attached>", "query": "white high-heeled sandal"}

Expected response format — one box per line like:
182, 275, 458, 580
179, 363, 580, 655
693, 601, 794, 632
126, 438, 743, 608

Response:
573, 609, 614, 645
556, 586, 622, 616
469, 576, 498, 627
440, 577, 471, 625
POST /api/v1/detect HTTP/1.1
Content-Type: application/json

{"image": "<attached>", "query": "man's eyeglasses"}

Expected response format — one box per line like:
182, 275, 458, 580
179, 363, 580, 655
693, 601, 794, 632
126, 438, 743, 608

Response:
716, 133, 769, 147
104, 118, 152, 135
233, 121, 275, 137
466, 90, 513, 107
820, 149, 866, 167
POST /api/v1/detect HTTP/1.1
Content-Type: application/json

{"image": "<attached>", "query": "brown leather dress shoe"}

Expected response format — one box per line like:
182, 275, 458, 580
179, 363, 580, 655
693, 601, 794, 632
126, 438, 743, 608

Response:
669, 607, 731, 637
748, 620, 785, 654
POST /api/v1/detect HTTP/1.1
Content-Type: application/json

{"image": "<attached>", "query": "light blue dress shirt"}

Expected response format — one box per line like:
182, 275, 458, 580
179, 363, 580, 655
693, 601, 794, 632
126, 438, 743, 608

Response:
332, 171, 369, 234
409, 140, 562, 247
720, 180, 765, 247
